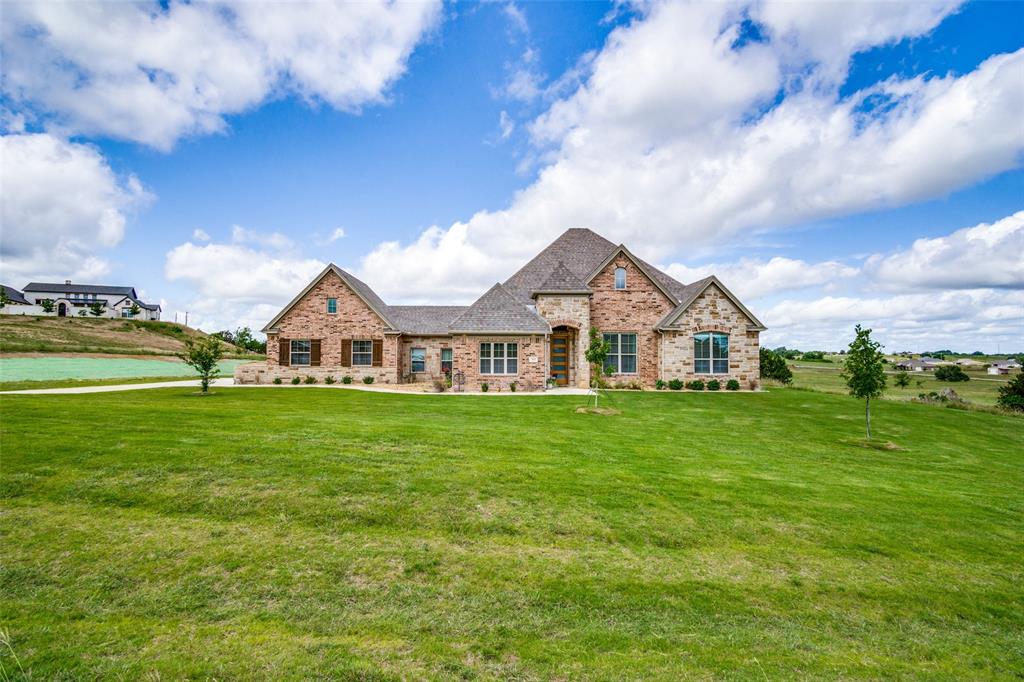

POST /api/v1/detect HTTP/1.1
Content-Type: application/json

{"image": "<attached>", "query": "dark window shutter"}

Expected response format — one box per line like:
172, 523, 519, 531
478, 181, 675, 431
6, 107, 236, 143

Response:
340, 339, 352, 367
372, 339, 383, 367
278, 338, 289, 366
310, 339, 321, 367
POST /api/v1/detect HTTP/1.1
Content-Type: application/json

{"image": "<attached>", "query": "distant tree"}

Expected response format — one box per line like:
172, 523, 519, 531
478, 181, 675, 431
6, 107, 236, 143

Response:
0, 288, 9, 309
996, 373, 1024, 412
39, 298, 55, 313
759, 347, 793, 384
178, 336, 224, 394
129, 303, 141, 317
584, 327, 610, 406
88, 302, 104, 317
971, 351, 984, 356
802, 350, 826, 361
212, 330, 235, 344
893, 371, 910, 388
934, 365, 969, 382
842, 325, 887, 440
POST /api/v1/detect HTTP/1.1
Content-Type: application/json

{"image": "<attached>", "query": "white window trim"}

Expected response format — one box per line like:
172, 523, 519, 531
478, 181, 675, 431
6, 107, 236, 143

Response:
603, 332, 638, 375
291, 339, 312, 366
479, 342, 519, 375
410, 347, 427, 373
694, 331, 729, 375
352, 339, 373, 366
614, 267, 627, 290
326, 297, 338, 314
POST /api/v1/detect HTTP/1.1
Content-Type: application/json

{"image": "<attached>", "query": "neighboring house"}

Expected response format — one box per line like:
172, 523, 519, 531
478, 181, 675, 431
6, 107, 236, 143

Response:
0, 285, 31, 308
955, 358, 981, 366
989, 359, 1021, 373
894, 359, 929, 372
988, 365, 1010, 375
919, 356, 949, 366
18, 281, 161, 320
240, 228, 765, 390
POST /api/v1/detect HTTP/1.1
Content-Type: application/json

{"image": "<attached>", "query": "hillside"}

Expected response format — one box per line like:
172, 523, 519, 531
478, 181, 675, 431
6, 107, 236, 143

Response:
0, 315, 258, 358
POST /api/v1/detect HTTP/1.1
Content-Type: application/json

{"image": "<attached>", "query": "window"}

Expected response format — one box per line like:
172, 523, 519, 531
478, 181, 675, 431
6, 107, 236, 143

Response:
121, 308, 133, 318
603, 333, 637, 374
441, 348, 453, 374
411, 348, 426, 373
326, 298, 337, 314
479, 342, 518, 374
614, 267, 627, 290
352, 340, 372, 366
694, 332, 729, 374
290, 339, 311, 366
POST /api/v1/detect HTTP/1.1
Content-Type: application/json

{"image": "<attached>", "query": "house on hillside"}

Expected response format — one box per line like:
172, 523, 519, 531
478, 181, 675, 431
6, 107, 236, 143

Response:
955, 358, 981, 367
238, 228, 765, 391
988, 365, 1010, 375
895, 359, 928, 372
18, 281, 161, 320
1, 285, 31, 308
988, 359, 1020, 375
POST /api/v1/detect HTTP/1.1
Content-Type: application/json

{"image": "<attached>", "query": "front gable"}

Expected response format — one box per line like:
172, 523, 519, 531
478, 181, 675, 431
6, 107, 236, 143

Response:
263, 265, 394, 334
658, 279, 765, 332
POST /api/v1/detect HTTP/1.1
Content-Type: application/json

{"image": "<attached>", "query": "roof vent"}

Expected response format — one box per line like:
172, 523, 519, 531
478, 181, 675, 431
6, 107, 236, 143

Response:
65, 279, 71, 285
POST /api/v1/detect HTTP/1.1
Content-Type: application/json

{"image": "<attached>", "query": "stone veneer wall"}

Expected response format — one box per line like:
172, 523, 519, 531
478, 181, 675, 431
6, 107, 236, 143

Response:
588, 257, 675, 387
398, 336, 452, 383
660, 284, 760, 387
451, 334, 547, 391
241, 270, 400, 384
534, 294, 590, 388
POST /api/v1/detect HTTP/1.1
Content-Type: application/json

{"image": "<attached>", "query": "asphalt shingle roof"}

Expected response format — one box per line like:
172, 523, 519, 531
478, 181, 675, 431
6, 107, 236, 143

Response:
532, 260, 592, 295
448, 283, 550, 334
388, 306, 469, 335
24, 282, 137, 297
1, 285, 30, 305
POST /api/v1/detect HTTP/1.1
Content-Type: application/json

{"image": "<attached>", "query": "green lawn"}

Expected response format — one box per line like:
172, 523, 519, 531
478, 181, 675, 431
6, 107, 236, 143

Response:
1, 388, 1022, 679
791, 360, 1014, 406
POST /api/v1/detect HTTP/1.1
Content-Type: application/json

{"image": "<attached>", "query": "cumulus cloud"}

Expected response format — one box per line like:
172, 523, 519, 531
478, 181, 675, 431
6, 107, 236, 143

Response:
192, 228, 211, 242
0, 132, 151, 284
1, 0, 443, 150
866, 211, 1024, 291
664, 257, 859, 301
328, 228, 347, 243
356, 1, 1022, 302
499, 111, 515, 140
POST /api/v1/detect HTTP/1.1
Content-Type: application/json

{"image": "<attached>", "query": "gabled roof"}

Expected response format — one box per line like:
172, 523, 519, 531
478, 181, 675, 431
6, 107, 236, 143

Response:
655, 276, 766, 331
503, 228, 618, 302
449, 283, 550, 334
389, 306, 469, 335
111, 295, 162, 312
23, 282, 138, 298
1, 285, 30, 305
531, 260, 592, 297
262, 264, 398, 333
584, 245, 680, 304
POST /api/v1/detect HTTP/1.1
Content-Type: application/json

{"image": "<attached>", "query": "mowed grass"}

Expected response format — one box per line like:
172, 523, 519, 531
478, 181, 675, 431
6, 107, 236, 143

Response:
1, 388, 1022, 680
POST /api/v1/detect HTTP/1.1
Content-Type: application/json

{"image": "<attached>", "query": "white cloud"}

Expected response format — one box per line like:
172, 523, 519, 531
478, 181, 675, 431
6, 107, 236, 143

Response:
356, 2, 1022, 303
230, 225, 293, 251
0, 132, 151, 284
192, 228, 211, 242
328, 227, 347, 243
502, 3, 529, 35
866, 211, 1024, 291
499, 110, 515, 140
1, 0, 443, 150
664, 257, 859, 301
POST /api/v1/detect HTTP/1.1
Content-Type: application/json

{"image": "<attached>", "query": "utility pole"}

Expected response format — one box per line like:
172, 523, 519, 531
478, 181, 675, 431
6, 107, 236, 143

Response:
185, 312, 189, 328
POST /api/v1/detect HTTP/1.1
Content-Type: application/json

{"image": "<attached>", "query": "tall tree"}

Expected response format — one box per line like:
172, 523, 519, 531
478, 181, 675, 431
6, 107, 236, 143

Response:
841, 325, 887, 439
178, 336, 225, 394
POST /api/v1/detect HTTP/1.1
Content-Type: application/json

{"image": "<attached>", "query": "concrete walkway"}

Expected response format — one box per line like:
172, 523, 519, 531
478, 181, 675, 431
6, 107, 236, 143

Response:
1, 378, 593, 397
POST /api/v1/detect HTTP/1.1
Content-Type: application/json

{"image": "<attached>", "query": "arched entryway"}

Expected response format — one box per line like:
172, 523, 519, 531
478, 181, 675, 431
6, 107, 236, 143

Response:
57, 302, 67, 317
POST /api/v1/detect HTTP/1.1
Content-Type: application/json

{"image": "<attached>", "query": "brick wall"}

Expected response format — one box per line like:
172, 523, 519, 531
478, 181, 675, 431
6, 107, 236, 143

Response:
661, 284, 760, 387
588, 257, 675, 387
451, 334, 547, 391
399, 336, 452, 383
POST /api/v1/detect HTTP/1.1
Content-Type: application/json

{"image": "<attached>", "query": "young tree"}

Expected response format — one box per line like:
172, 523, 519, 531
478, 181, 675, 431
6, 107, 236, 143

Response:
0, 288, 9, 310
842, 325, 887, 439
129, 303, 141, 317
584, 327, 610, 407
39, 299, 55, 313
894, 371, 910, 388
88, 301, 104, 317
178, 336, 225, 394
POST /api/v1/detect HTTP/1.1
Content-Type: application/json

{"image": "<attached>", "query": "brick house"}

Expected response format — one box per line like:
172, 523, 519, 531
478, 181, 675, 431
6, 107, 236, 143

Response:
238, 228, 765, 390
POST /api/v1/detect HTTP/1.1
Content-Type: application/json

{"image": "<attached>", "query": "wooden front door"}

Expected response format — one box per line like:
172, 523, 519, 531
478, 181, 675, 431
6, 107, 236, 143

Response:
550, 332, 570, 386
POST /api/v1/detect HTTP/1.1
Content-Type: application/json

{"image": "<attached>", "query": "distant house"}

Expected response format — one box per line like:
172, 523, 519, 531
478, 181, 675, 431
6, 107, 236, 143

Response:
955, 358, 981, 366
988, 365, 1010, 376
18, 281, 161, 320
919, 356, 949, 366
895, 359, 928, 372
1, 285, 31, 307
988, 359, 1021, 374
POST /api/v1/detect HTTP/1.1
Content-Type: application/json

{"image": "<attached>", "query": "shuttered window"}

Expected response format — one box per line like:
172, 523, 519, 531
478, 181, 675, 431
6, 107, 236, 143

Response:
290, 339, 311, 366
352, 340, 372, 366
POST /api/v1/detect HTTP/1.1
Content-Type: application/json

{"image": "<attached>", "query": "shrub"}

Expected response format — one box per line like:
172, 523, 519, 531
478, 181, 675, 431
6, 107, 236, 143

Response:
935, 365, 969, 382
272, 377, 282, 385
342, 376, 353, 384
432, 379, 447, 393
668, 378, 683, 391
655, 379, 667, 390
726, 379, 740, 391
760, 348, 793, 384
481, 382, 489, 392
177, 335, 224, 394
629, 380, 642, 390
614, 381, 627, 389
304, 375, 317, 384
290, 376, 301, 385
997, 372, 1024, 412
324, 376, 335, 384
686, 380, 705, 391
801, 351, 826, 361
894, 371, 910, 388
510, 381, 517, 392
362, 376, 374, 384
707, 379, 721, 391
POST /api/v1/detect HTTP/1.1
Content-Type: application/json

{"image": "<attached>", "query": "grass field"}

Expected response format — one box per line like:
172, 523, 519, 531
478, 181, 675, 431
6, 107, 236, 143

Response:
1, 388, 1022, 679
790, 360, 1015, 406
0, 315, 259, 359
0, 356, 249, 389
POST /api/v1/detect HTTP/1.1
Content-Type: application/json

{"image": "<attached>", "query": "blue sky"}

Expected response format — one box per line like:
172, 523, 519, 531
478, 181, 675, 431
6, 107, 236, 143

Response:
1, 0, 1022, 351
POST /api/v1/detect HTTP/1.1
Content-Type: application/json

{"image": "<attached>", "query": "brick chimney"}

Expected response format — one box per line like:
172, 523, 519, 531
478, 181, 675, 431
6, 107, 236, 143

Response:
65, 279, 71, 285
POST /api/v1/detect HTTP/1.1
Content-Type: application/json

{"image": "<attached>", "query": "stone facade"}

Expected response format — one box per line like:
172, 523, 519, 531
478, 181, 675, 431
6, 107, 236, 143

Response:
398, 336, 452, 383
451, 334, 547, 392
589, 256, 676, 387
660, 284, 760, 387
534, 294, 589, 388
